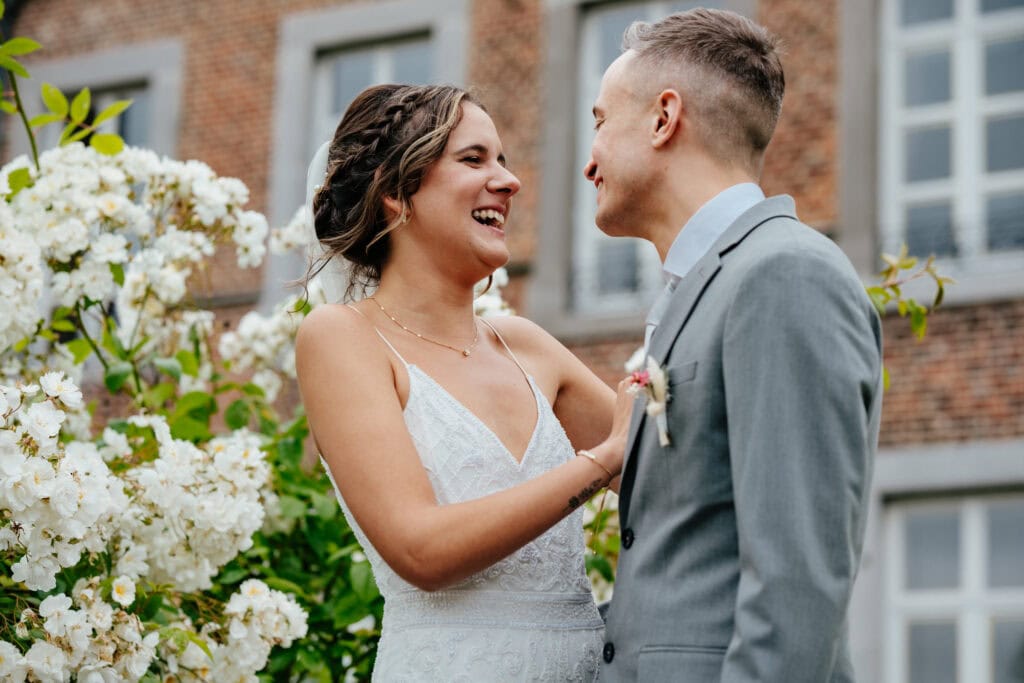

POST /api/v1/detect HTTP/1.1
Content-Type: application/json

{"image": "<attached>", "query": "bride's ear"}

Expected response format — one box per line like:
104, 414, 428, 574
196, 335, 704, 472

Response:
382, 195, 407, 223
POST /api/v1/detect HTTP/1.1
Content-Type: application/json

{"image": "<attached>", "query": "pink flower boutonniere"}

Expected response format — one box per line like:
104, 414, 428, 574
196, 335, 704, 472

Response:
627, 356, 671, 446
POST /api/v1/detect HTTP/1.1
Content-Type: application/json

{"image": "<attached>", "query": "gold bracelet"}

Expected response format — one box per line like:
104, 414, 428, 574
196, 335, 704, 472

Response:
577, 449, 614, 482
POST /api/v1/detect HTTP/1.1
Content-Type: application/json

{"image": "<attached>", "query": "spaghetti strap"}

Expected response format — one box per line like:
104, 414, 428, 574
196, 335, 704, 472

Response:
478, 318, 530, 382
346, 304, 410, 366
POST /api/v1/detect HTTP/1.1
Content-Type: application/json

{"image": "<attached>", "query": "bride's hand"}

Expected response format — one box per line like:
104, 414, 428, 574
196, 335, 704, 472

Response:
600, 377, 638, 475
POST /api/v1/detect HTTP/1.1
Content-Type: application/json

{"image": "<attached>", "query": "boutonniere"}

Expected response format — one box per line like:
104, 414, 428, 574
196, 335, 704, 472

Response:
627, 356, 671, 446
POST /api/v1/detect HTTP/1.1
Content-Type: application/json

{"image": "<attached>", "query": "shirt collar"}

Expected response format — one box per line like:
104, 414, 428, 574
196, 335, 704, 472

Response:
662, 182, 765, 282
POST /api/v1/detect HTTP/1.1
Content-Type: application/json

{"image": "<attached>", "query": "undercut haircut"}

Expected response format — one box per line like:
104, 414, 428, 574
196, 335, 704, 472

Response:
622, 8, 785, 175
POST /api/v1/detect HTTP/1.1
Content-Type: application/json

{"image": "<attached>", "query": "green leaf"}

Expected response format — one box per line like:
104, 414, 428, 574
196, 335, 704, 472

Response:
225, 399, 251, 430
153, 357, 182, 381
173, 391, 216, 421
1, 37, 41, 56
175, 349, 199, 377
90, 132, 124, 156
0, 3, 6, 21
109, 262, 125, 286
0, 54, 28, 78
66, 127, 91, 144
93, 99, 132, 127
28, 112, 64, 128
0, 99, 15, 114
933, 281, 945, 308
65, 337, 93, 364
142, 381, 176, 408
57, 121, 76, 145
50, 319, 76, 333
349, 562, 380, 603
277, 495, 307, 520
882, 365, 890, 392
41, 82, 69, 117
310, 491, 339, 520
5, 166, 33, 200
263, 576, 310, 601
70, 87, 90, 124
104, 361, 134, 392
169, 415, 213, 442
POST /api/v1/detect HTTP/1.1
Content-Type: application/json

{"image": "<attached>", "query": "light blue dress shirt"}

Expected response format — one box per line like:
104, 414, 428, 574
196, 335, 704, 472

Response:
644, 183, 765, 351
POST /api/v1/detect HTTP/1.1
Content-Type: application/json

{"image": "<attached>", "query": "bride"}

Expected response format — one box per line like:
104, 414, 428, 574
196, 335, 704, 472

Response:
295, 83, 634, 681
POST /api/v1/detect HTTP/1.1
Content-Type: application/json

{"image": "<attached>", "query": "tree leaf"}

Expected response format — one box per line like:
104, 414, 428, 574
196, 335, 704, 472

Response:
0, 99, 15, 114
168, 415, 213, 442
5, 167, 33, 200
225, 399, 251, 430
41, 82, 69, 116
175, 349, 199, 377
0, 54, 28, 78
50, 319, 76, 333
93, 99, 132, 127
109, 262, 125, 286
349, 562, 380, 603
153, 356, 182, 381
104, 361, 134, 392
28, 112, 64, 127
90, 132, 124, 156
65, 337, 93, 364
70, 87, 90, 124
1, 37, 41, 56
57, 121, 76, 145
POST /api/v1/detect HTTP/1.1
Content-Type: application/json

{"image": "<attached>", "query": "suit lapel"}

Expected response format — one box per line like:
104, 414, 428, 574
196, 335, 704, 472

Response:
617, 196, 798, 524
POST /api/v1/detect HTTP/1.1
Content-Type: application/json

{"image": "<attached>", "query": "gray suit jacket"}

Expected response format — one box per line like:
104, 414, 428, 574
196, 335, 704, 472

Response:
599, 196, 882, 682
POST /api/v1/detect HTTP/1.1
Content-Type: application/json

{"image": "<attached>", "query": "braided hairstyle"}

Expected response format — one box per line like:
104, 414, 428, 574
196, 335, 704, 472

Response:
307, 84, 480, 301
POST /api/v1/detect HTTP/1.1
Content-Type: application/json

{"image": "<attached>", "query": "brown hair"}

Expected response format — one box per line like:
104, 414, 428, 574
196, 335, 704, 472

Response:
307, 84, 479, 301
622, 8, 784, 174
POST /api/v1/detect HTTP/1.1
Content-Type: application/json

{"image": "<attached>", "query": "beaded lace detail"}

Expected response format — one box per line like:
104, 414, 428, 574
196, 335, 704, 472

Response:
324, 360, 602, 681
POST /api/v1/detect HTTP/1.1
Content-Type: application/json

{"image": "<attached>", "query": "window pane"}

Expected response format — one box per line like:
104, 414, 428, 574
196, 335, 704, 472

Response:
598, 6, 643, 71
906, 126, 952, 181
988, 193, 1024, 251
906, 50, 952, 106
909, 621, 957, 683
988, 499, 1024, 586
597, 240, 638, 294
905, 508, 960, 589
987, 115, 1024, 172
902, 0, 954, 26
994, 620, 1024, 683
986, 37, 1024, 95
982, 0, 1024, 13
392, 40, 432, 85
907, 202, 958, 257
119, 88, 151, 148
330, 49, 375, 115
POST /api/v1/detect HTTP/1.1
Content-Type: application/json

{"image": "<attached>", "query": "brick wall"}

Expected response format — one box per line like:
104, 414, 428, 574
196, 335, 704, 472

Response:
11, 0, 1022, 449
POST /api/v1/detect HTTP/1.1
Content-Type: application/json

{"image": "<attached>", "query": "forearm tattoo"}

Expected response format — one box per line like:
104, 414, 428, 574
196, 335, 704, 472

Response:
566, 478, 604, 512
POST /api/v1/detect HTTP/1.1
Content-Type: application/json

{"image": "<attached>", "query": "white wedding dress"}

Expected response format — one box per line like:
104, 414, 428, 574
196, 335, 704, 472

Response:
323, 321, 604, 682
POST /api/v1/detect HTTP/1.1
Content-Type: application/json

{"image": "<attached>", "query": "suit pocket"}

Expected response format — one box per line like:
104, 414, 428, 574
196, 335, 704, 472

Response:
667, 360, 698, 386
637, 644, 725, 682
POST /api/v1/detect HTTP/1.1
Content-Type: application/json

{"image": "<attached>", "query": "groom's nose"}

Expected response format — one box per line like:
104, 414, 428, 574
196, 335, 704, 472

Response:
584, 158, 597, 183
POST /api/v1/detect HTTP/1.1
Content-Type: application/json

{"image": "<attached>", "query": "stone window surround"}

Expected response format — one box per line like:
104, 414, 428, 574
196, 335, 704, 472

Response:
532, 0, 1024, 342
840, 0, 1024, 309
262, 0, 468, 309
848, 437, 1024, 682
6, 39, 182, 158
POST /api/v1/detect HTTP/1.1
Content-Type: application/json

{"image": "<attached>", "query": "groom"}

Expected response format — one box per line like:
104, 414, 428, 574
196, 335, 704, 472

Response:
588, 9, 882, 682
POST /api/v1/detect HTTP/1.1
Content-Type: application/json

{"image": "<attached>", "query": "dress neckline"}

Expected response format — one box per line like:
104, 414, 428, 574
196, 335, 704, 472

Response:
406, 364, 543, 468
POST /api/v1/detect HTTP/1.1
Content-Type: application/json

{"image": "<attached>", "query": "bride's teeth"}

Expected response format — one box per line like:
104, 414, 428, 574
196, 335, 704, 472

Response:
471, 209, 505, 227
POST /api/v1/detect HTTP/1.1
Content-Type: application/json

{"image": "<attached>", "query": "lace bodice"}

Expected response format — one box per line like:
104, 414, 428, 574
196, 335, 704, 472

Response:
323, 325, 603, 681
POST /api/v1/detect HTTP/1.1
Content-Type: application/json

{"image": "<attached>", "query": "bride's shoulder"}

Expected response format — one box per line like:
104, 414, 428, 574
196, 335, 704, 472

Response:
296, 303, 379, 353
482, 315, 564, 356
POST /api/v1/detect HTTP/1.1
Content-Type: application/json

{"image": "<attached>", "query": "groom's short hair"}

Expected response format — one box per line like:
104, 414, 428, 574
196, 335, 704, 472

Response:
622, 8, 784, 175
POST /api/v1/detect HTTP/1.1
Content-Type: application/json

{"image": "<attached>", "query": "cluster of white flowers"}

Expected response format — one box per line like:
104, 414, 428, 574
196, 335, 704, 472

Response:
0, 579, 160, 681
157, 580, 307, 682
0, 373, 127, 591
114, 418, 271, 592
0, 143, 266, 369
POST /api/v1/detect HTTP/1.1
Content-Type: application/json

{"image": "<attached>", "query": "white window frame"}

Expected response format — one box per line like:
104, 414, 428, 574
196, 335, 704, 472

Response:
883, 494, 1024, 682
849, 438, 1024, 682
262, 0, 467, 310
878, 0, 1024, 303
530, 0, 755, 339
7, 39, 182, 159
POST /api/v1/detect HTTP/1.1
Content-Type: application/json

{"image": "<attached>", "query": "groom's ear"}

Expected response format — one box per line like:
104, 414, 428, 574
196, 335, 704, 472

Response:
651, 89, 683, 149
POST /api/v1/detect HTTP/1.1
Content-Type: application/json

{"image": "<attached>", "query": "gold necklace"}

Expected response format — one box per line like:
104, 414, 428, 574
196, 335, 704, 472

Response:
368, 297, 480, 357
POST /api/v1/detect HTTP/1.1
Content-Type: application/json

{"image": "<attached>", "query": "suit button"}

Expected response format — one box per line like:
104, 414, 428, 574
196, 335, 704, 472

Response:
622, 528, 635, 549
603, 642, 615, 663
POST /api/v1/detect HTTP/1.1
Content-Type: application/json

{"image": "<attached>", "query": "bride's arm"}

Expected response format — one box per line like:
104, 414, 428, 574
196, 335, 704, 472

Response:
295, 305, 631, 592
